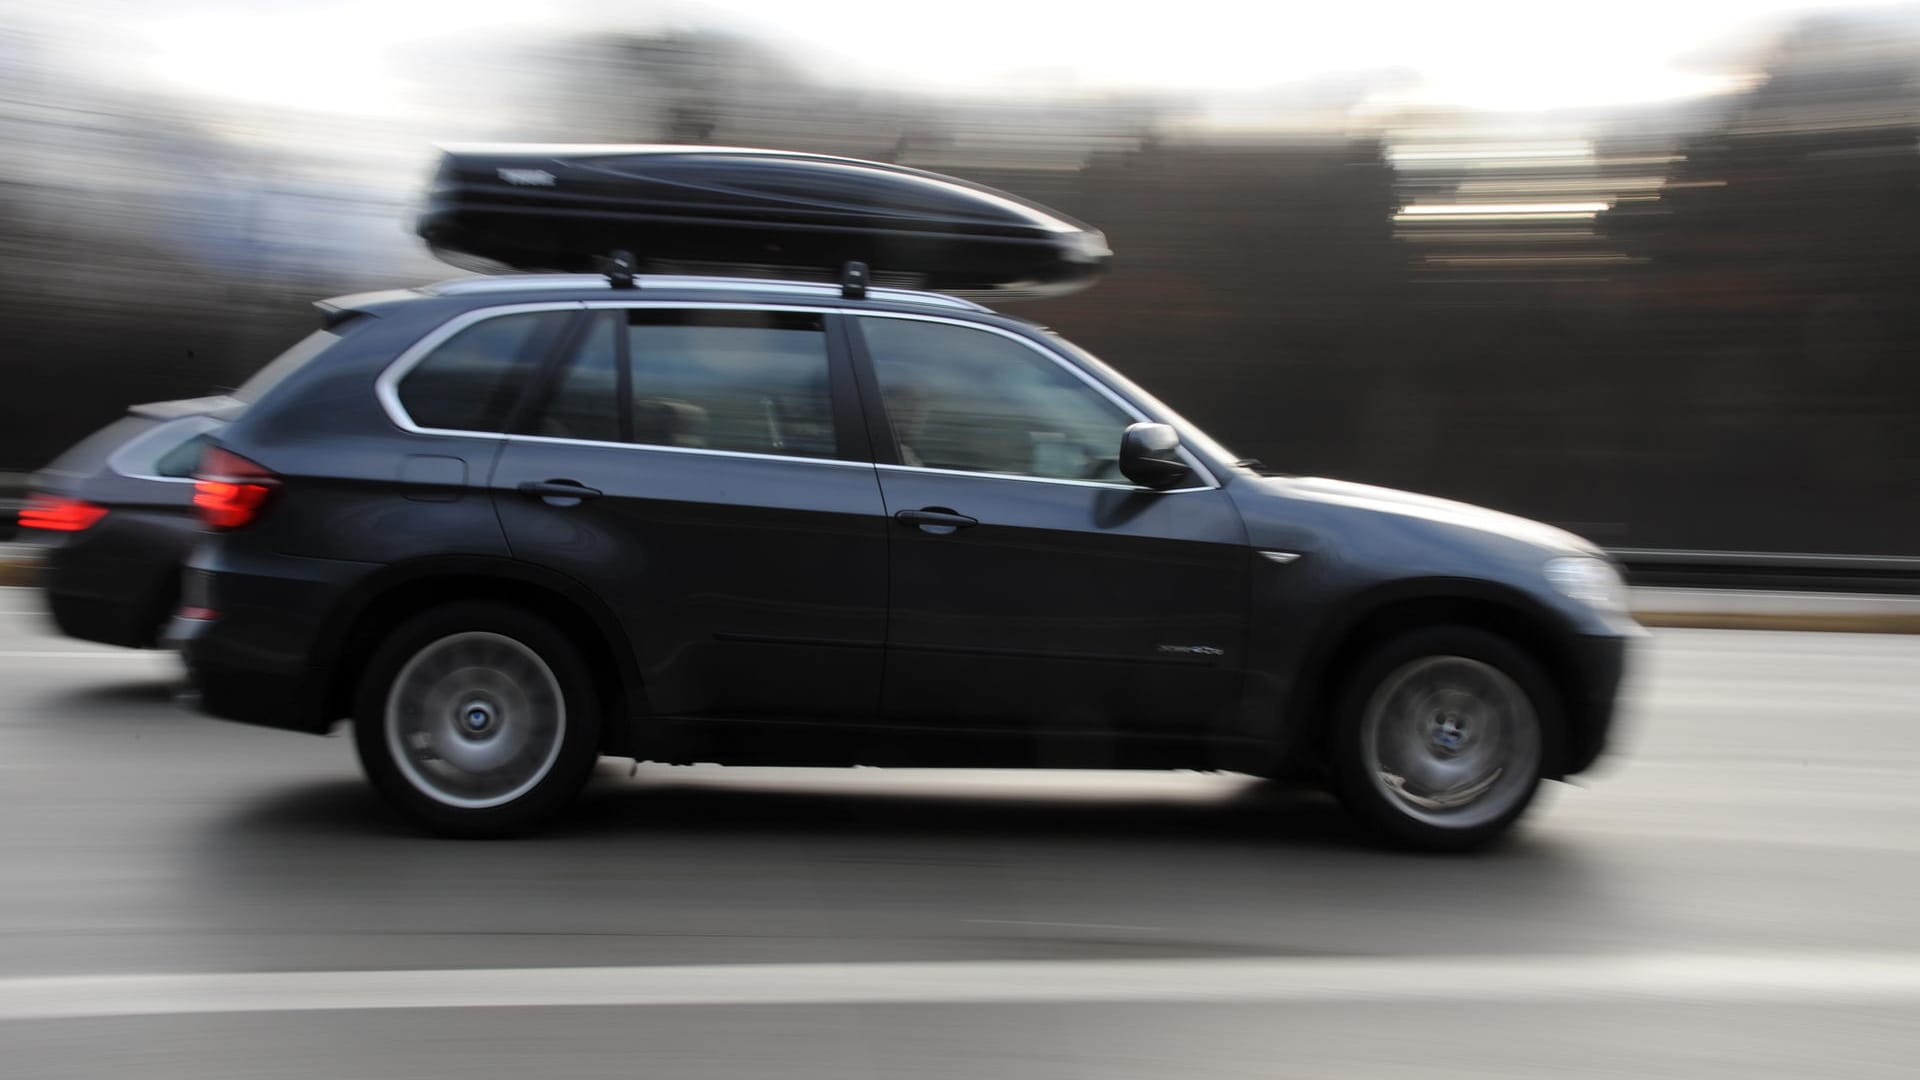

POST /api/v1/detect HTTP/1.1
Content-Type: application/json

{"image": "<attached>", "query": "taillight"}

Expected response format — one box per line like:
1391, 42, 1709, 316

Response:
194, 448, 278, 530
18, 494, 108, 533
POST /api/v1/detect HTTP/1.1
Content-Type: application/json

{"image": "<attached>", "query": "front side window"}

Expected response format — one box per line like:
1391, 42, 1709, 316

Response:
534, 309, 837, 459
859, 317, 1134, 482
398, 311, 571, 433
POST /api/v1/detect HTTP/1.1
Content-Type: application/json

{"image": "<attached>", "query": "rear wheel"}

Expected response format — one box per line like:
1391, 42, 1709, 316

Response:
354, 603, 601, 837
1328, 626, 1560, 852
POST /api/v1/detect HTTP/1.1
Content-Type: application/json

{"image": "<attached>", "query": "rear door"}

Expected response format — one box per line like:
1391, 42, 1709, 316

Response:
489, 304, 889, 721
850, 313, 1251, 741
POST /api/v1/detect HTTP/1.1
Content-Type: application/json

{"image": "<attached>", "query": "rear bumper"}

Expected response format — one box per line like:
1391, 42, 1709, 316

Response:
1558, 630, 1633, 777
167, 549, 377, 735
34, 514, 196, 648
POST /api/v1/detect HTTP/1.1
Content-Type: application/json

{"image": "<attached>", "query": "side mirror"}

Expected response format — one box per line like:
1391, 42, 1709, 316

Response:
1119, 422, 1192, 490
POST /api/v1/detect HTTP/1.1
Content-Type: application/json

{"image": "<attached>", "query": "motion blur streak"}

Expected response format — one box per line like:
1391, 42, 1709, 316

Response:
2, 5, 1918, 557
9, 952, 1920, 1020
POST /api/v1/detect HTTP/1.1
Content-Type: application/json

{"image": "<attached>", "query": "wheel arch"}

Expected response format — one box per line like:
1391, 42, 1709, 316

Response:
308, 556, 645, 754
1288, 578, 1586, 779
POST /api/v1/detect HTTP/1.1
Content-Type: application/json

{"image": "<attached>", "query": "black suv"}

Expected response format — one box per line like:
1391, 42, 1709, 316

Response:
171, 273, 1636, 849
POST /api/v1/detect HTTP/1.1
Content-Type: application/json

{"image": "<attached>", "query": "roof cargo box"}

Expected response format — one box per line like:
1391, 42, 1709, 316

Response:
416, 145, 1111, 298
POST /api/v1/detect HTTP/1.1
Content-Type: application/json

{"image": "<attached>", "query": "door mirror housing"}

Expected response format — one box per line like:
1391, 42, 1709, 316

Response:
1118, 422, 1192, 490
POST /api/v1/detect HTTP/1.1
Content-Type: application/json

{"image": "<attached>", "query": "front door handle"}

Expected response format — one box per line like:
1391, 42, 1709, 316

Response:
517, 479, 603, 506
894, 507, 978, 535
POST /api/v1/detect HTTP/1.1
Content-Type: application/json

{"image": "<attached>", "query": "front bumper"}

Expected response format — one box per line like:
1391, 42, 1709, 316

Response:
1558, 629, 1633, 777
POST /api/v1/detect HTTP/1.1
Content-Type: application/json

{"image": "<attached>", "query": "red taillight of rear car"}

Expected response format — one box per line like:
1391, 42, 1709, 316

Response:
17, 494, 109, 532
193, 448, 278, 530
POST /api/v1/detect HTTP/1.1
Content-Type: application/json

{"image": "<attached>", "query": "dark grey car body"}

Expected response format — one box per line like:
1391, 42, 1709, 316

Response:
169, 274, 1634, 787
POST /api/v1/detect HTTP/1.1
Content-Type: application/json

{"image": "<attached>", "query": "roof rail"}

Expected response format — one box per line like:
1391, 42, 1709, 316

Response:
419, 274, 991, 311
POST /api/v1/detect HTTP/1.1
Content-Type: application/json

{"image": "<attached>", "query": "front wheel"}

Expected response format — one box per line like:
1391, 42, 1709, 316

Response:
1328, 627, 1561, 852
354, 603, 602, 838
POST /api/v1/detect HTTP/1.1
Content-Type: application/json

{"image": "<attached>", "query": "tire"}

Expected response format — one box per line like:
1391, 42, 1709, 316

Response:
353, 603, 602, 838
1327, 626, 1562, 852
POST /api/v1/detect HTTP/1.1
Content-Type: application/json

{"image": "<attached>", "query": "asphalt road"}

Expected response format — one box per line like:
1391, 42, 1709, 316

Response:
0, 585, 1916, 1077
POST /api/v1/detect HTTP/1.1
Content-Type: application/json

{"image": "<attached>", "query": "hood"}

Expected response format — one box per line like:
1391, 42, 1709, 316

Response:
1271, 475, 1601, 556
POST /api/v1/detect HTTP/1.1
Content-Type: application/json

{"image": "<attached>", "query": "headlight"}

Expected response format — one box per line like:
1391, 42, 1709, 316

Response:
1544, 556, 1630, 613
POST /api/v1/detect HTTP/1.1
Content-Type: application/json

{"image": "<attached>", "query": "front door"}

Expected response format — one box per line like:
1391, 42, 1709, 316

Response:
491, 305, 888, 720
851, 314, 1250, 742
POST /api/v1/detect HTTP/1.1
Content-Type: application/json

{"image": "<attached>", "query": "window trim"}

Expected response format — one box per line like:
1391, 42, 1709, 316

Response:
376, 301, 1219, 492
488, 431, 876, 470
376, 302, 587, 438
379, 301, 865, 469
846, 311, 1220, 493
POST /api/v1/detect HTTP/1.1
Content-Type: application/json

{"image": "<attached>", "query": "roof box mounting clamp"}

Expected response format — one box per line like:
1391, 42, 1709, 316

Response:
840, 261, 869, 300
596, 250, 639, 290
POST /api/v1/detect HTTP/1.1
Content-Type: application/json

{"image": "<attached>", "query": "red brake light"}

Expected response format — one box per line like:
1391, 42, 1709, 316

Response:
194, 448, 278, 530
18, 495, 108, 533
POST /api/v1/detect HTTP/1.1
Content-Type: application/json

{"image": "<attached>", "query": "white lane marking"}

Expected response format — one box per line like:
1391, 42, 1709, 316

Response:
5, 953, 1920, 1021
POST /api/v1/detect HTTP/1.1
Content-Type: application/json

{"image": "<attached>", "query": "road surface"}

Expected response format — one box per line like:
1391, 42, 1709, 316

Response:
0, 586, 1915, 1077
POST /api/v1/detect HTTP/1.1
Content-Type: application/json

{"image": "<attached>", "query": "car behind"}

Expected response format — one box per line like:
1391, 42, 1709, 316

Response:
19, 398, 235, 647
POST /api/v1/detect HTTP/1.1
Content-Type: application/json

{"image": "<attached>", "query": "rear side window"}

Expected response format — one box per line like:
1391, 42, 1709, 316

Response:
538, 313, 621, 442
532, 309, 837, 459
97, 416, 222, 482
398, 311, 571, 433
153, 432, 215, 478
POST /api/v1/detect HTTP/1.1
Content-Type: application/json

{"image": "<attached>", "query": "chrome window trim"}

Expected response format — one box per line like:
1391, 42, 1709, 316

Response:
376, 300, 1220, 491
376, 301, 862, 471
376, 301, 588, 437
499, 431, 870, 469
876, 462, 1212, 495
849, 310, 1221, 491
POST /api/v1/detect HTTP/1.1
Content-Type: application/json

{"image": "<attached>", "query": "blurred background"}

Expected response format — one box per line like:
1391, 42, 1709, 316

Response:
3, 8, 1920, 1076
3, 0, 1918, 554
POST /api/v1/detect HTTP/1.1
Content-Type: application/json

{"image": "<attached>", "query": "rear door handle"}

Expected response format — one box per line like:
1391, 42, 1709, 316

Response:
894, 507, 977, 534
517, 479, 602, 505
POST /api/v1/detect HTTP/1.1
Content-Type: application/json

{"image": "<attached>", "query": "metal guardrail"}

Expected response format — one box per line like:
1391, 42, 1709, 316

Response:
1610, 548, 1920, 595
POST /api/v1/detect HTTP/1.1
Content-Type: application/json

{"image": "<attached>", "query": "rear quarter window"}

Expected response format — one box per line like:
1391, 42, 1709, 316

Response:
153, 432, 216, 478
397, 311, 573, 433
105, 417, 222, 481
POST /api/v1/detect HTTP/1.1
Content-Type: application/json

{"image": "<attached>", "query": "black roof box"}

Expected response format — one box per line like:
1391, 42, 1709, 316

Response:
417, 144, 1111, 299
